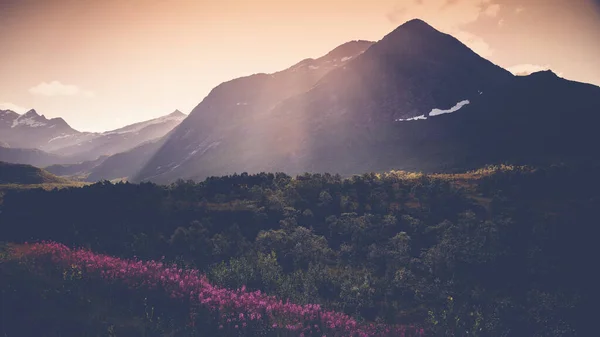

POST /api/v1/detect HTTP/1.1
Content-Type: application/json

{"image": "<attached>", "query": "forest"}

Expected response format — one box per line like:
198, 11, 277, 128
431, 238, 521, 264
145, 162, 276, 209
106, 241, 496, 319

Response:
0, 164, 598, 336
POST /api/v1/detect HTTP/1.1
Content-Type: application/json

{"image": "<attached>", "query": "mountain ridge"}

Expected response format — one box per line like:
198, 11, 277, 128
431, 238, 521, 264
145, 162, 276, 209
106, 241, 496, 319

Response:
132, 19, 517, 183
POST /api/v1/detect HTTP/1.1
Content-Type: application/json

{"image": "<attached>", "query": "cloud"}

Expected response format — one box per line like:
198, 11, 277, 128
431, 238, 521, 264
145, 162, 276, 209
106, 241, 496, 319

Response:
507, 64, 563, 76
0, 102, 28, 113
29, 81, 95, 98
484, 4, 501, 17
386, 0, 501, 56
515, 6, 525, 14
387, 0, 502, 28
498, 18, 505, 27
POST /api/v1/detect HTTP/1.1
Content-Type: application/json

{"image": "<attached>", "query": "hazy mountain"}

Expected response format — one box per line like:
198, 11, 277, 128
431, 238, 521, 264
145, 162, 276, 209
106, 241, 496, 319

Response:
133, 19, 515, 183
54, 110, 186, 162
0, 109, 186, 165
44, 156, 109, 179
0, 146, 72, 168
84, 139, 165, 182
132, 40, 375, 182
45, 139, 167, 182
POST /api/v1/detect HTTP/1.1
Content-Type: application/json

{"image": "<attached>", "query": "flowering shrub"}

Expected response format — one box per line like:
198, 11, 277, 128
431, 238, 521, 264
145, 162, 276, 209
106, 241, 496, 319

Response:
14, 241, 425, 337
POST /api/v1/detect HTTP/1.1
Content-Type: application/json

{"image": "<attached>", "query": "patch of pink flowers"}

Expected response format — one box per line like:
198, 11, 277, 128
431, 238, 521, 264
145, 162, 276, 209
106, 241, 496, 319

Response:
16, 242, 425, 337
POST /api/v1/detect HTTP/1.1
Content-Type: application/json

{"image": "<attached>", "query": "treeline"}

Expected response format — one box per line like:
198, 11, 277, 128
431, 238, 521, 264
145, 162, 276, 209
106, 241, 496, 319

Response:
1, 164, 599, 336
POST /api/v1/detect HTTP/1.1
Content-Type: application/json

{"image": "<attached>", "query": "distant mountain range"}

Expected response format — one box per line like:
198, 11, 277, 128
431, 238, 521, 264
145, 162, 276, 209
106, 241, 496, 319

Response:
0, 109, 90, 151
4, 19, 600, 183
0, 109, 186, 177
52, 110, 186, 162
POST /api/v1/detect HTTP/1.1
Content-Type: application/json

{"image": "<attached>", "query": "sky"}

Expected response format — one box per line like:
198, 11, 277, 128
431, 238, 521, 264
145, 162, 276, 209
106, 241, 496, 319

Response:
1, 0, 599, 132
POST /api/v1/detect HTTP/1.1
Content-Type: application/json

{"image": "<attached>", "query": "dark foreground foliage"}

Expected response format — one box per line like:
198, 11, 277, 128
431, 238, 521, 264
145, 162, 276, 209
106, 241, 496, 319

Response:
1, 164, 598, 336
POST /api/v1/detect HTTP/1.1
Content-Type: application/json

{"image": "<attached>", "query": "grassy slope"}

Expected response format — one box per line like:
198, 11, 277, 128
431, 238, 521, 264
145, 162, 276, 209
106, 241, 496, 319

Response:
0, 162, 87, 199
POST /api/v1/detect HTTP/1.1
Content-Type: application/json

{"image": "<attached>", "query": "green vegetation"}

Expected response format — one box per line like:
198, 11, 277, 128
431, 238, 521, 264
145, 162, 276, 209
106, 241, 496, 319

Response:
0, 164, 597, 336
0, 162, 87, 200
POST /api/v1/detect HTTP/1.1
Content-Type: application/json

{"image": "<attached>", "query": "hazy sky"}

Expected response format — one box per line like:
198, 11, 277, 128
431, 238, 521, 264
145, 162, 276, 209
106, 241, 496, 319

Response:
1, 0, 599, 132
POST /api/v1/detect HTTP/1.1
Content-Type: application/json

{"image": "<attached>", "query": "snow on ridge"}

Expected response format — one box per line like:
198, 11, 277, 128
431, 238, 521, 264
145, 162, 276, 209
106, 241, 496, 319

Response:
104, 114, 185, 135
11, 116, 47, 128
48, 134, 74, 143
428, 100, 470, 117
308, 65, 320, 70
341, 56, 353, 62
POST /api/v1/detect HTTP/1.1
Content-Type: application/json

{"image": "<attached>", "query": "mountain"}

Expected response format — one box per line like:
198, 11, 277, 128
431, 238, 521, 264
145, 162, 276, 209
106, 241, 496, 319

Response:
132, 40, 375, 182
381, 70, 600, 171
0, 109, 186, 166
0, 161, 70, 185
53, 110, 186, 162
84, 139, 165, 182
133, 19, 516, 183
0, 146, 72, 168
44, 156, 109, 179
45, 139, 167, 182
0, 109, 91, 151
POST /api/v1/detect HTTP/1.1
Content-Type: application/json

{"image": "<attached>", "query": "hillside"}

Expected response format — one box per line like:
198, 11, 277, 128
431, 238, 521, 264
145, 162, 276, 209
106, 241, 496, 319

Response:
83, 139, 165, 182
0, 145, 72, 167
133, 40, 375, 182
44, 139, 168, 182
0, 161, 71, 185
0, 164, 597, 336
44, 155, 109, 179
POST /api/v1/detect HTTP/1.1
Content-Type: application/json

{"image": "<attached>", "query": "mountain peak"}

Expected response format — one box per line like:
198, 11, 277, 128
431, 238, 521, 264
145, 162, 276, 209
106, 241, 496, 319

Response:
49, 116, 68, 125
529, 69, 559, 78
382, 18, 439, 40
367, 18, 456, 57
169, 109, 185, 117
23, 109, 40, 117
401, 18, 433, 29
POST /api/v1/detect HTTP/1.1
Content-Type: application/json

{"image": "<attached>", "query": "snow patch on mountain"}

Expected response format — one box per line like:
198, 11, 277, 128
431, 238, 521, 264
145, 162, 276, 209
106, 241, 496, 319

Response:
48, 134, 75, 143
395, 100, 471, 122
429, 100, 470, 117
395, 115, 428, 122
